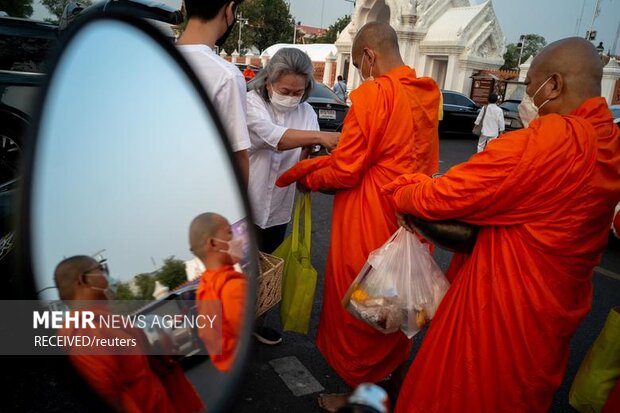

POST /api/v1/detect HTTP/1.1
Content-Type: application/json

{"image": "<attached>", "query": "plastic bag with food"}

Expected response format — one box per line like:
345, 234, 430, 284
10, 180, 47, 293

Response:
342, 227, 450, 338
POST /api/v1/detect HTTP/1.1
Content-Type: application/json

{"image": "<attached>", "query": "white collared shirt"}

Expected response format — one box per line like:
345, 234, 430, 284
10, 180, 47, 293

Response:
475, 103, 505, 138
247, 90, 319, 228
177, 44, 251, 152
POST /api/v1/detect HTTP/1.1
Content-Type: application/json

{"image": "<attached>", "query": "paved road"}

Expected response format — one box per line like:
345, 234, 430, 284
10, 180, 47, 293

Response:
232, 138, 620, 413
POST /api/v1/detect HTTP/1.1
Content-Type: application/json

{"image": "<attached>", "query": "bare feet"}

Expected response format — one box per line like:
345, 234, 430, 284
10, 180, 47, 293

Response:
318, 393, 350, 412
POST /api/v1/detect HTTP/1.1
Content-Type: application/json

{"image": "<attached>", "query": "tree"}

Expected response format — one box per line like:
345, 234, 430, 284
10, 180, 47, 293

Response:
310, 15, 351, 44
134, 273, 156, 300
2, 0, 33, 17
220, 0, 294, 54
501, 34, 546, 70
41, 0, 91, 23
156, 256, 187, 291
114, 282, 137, 300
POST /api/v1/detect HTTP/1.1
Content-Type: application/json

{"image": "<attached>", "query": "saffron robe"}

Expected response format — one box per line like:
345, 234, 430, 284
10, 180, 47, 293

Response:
385, 97, 620, 412
277, 65, 440, 386
196, 265, 246, 373
62, 307, 203, 413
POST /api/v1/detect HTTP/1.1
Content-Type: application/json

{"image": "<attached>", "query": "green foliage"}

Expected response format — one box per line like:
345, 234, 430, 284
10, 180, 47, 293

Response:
502, 34, 546, 70
156, 256, 187, 291
114, 282, 136, 300
310, 15, 351, 44
220, 0, 294, 54
1, 0, 34, 18
41, 0, 91, 23
133, 273, 156, 300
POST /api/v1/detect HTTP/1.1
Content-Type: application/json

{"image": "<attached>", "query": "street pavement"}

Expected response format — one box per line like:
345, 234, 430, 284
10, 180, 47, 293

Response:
231, 138, 620, 413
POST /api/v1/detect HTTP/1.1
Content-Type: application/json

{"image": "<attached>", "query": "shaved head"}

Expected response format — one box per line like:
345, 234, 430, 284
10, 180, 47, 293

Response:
54, 255, 97, 301
351, 22, 405, 79
189, 213, 228, 259
527, 37, 603, 115
352, 21, 400, 57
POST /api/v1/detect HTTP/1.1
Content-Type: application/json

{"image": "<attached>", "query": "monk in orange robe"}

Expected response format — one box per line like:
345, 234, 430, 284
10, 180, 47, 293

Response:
189, 212, 247, 373
54, 256, 204, 413
383, 37, 620, 413
243, 66, 255, 82
276, 22, 440, 410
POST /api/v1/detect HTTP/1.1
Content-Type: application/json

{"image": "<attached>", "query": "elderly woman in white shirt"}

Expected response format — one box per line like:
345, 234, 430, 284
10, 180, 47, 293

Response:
247, 48, 339, 253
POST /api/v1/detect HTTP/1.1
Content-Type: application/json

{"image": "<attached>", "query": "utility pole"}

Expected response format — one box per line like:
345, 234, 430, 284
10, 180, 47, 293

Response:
586, 0, 601, 40
517, 34, 527, 67
293, 22, 297, 44
237, 12, 248, 53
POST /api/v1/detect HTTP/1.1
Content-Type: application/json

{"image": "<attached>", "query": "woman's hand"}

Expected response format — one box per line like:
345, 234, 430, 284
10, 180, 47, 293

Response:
319, 132, 340, 151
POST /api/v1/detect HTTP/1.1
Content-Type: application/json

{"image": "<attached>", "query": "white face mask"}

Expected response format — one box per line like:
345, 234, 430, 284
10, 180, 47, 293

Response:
518, 76, 552, 128
215, 237, 244, 264
357, 51, 374, 82
86, 273, 120, 300
270, 90, 302, 112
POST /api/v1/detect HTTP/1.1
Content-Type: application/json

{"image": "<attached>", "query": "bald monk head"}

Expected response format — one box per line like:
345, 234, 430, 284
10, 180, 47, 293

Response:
189, 212, 237, 268
54, 255, 109, 301
525, 37, 602, 117
352, 21, 405, 80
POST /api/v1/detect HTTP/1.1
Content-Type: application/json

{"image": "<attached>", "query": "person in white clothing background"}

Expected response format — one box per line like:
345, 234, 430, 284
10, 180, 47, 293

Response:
474, 93, 505, 152
246, 48, 339, 344
176, 0, 251, 186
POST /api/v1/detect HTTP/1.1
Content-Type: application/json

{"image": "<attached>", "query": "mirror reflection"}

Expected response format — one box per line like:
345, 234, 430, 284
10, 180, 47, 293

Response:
29, 17, 252, 412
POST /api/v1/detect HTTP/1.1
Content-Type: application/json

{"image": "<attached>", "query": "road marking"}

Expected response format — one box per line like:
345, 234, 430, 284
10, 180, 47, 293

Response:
269, 356, 325, 396
594, 266, 620, 281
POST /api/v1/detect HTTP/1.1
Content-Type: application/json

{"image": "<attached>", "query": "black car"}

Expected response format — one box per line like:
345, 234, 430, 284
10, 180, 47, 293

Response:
439, 90, 480, 137
499, 99, 524, 131
307, 82, 349, 132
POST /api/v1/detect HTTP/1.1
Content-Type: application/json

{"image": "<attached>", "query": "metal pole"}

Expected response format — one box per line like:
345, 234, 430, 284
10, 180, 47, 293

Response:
587, 0, 601, 39
517, 36, 526, 67
238, 12, 243, 53
293, 23, 297, 44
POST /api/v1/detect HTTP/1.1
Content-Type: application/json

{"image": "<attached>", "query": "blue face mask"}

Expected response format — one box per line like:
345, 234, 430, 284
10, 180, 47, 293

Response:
85, 270, 120, 299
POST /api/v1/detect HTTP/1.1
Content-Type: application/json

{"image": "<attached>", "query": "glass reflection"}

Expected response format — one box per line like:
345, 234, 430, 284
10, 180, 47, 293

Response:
29, 18, 251, 412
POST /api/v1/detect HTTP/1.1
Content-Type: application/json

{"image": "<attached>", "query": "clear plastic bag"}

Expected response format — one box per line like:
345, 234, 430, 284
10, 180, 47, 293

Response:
342, 227, 450, 338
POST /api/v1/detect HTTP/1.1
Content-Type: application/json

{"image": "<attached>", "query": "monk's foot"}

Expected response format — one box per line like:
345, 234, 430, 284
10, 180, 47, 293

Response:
318, 393, 350, 412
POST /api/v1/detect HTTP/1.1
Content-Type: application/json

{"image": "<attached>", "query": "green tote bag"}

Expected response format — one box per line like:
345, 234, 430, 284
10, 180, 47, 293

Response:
570, 306, 620, 412
272, 192, 317, 334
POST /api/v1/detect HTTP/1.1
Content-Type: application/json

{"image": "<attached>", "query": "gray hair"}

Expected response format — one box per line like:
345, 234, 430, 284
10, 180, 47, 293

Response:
248, 47, 315, 102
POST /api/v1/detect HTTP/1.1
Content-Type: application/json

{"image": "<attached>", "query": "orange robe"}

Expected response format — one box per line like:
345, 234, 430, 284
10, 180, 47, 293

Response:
196, 265, 246, 373
277, 65, 440, 386
384, 97, 620, 412
61, 307, 203, 413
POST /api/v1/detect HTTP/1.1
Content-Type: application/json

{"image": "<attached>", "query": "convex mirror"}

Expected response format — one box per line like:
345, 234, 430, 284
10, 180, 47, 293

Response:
20, 13, 257, 413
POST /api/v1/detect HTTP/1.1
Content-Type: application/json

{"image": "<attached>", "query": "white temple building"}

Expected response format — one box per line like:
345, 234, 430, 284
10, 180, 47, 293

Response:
335, 0, 506, 95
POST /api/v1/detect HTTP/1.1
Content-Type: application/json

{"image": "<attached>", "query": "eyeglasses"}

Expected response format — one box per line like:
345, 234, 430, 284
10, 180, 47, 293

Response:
81, 260, 109, 278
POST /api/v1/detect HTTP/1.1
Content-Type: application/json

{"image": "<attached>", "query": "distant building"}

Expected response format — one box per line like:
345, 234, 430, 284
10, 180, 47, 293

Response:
336, 0, 506, 95
296, 25, 328, 43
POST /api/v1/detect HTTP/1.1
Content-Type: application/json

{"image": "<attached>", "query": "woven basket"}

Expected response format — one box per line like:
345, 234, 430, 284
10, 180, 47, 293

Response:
256, 252, 284, 317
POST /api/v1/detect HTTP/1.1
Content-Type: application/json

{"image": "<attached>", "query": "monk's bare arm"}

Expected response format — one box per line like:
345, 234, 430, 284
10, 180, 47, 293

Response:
234, 150, 249, 188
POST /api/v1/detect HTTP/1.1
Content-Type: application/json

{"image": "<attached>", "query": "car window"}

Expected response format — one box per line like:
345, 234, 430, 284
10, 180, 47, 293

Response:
452, 94, 474, 108
310, 83, 341, 100
0, 30, 58, 73
442, 92, 456, 105
611, 107, 620, 119
501, 101, 520, 112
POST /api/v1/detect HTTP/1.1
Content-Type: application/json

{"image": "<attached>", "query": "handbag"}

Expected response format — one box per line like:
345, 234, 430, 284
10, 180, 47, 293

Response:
472, 105, 487, 136
272, 192, 317, 334
569, 306, 620, 412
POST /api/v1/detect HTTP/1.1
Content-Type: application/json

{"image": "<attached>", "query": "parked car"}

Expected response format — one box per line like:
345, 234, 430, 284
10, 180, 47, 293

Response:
610, 104, 620, 127
307, 82, 349, 132
499, 99, 524, 131
440, 90, 480, 137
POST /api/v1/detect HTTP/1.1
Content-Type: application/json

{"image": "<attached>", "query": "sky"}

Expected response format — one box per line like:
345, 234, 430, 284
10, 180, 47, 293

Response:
31, 20, 245, 299
31, 1, 619, 52
285, 0, 619, 53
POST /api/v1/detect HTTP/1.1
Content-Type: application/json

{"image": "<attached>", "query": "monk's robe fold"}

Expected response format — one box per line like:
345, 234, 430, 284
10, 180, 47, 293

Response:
386, 97, 620, 413
277, 65, 440, 386
197, 265, 246, 373
61, 306, 203, 413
